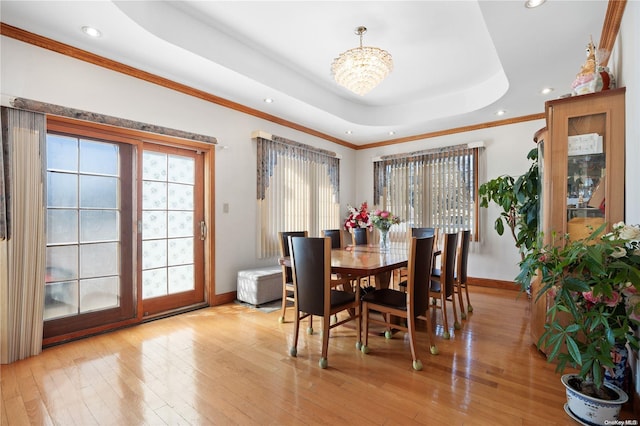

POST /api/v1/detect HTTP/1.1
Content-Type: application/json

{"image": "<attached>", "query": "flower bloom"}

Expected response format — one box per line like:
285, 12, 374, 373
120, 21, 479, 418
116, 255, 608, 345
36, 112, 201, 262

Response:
620, 224, 640, 241
611, 246, 627, 259
582, 291, 601, 304
602, 291, 620, 307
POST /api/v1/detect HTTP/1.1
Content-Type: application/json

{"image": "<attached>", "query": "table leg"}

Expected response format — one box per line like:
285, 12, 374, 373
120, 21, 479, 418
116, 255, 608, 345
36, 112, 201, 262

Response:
374, 271, 392, 290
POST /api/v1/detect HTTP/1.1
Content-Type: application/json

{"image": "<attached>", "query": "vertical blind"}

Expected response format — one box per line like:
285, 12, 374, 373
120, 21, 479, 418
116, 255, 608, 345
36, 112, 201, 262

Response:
256, 134, 340, 258
0, 107, 46, 363
373, 143, 480, 242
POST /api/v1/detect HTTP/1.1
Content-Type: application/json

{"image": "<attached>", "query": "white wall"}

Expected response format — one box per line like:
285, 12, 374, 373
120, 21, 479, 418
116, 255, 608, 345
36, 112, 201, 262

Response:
616, 0, 639, 224
355, 120, 545, 282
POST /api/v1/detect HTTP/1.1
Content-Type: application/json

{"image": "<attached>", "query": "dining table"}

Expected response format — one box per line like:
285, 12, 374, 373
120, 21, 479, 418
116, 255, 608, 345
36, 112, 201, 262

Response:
279, 243, 409, 290
330, 245, 408, 289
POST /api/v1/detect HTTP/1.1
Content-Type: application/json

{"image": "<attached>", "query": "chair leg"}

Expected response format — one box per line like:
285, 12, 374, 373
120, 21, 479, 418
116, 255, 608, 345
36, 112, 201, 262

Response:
451, 293, 461, 331
361, 303, 370, 354
406, 314, 422, 371
464, 283, 473, 312
456, 281, 466, 320
424, 309, 439, 356
319, 315, 330, 368
440, 292, 450, 339
355, 298, 362, 351
279, 285, 289, 323
289, 310, 300, 357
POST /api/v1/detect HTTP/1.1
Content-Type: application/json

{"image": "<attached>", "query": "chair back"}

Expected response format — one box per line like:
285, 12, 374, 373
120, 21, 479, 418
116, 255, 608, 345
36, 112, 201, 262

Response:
406, 236, 435, 316
352, 228, 368, 246
457, 230, 470, 282
440, 232, 459, 297
410, 227, 435, 238
289, 236, 330, 317
279, 231, 308, 283
321, 229, 343, 249
408, 227, 439, 250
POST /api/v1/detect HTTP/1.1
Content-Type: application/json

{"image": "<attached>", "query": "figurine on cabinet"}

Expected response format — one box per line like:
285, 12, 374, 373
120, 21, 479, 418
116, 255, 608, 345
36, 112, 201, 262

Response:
571, 38, 602, 95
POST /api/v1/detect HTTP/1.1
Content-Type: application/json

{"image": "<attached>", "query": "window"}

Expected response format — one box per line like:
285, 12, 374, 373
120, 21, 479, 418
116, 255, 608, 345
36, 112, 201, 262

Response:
373, 143, 481, 241
256, 134, 340, 258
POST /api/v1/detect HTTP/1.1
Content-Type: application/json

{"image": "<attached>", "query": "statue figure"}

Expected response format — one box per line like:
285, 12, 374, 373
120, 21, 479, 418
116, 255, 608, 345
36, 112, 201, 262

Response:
572, 37, 602, 95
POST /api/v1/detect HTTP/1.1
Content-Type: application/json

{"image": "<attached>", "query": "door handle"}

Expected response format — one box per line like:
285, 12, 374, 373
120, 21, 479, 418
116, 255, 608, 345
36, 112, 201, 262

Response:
200, 220, 207, 241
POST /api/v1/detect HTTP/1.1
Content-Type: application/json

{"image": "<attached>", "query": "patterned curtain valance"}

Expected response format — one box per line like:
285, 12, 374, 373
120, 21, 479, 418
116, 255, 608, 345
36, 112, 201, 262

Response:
10, 98, 217, 145
256, 134, 340, 201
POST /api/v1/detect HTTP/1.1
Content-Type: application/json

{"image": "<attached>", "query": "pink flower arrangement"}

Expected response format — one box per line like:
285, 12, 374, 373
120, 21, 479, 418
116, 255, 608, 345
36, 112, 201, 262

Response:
371, 209, 401, 231
344, 202, 372, 231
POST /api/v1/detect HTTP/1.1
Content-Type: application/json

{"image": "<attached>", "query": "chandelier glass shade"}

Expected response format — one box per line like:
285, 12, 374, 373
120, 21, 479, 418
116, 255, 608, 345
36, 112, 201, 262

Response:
331, 26, 393, 96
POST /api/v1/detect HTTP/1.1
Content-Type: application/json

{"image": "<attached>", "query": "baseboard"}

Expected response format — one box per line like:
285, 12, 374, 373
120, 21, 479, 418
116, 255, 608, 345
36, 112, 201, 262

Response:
468, 277, 521, 291
213, 291, 237, 306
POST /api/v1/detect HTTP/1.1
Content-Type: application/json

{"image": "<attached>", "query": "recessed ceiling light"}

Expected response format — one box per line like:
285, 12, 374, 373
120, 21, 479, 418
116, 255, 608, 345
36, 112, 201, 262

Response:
524, 0, 546, 8
495, 110, 507, 116
263, 98, 274, 103
541, 87, 554, 95
388, 131, 396, 136
345, 130, 353, 135
81, 26, 102, 38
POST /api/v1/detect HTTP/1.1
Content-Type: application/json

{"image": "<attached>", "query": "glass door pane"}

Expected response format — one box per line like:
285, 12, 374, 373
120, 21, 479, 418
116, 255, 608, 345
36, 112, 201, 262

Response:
44, 134, 134, 339
141, 146, 204, 316
565, 113, 606, 241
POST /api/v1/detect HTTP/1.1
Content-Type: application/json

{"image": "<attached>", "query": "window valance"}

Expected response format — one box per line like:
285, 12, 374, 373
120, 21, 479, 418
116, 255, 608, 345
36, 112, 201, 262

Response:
10, 98, 217, 145
255, 132, 340, 201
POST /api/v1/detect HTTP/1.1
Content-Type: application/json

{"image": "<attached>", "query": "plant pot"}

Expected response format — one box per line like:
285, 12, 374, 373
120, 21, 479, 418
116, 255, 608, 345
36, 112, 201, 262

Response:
562, 374, 628, 425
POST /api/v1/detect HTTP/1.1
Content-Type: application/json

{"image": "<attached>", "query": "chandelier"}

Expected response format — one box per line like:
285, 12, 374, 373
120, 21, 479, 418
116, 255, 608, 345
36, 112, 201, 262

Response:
331, 26, 393, 96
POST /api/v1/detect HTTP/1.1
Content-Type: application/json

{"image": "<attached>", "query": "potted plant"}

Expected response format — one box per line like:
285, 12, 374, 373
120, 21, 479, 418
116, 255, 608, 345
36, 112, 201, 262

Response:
479, 147, 539, 262
516, 222, 640, 424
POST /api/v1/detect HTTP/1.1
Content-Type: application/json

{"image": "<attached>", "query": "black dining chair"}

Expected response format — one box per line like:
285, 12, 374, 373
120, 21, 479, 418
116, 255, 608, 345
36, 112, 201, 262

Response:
321, 229, 353, 290
361, 235, 438, 370
351, 227, 369, 246
397, 227, 438, 288
455, 230, 472, 318
430, 232, 460, 339
278, 230, 308, 323
288, 236, 361, 368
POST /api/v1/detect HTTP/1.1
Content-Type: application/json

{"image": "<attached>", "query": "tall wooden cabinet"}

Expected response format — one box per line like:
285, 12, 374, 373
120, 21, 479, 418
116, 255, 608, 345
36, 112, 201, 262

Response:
531, 87, 626, 348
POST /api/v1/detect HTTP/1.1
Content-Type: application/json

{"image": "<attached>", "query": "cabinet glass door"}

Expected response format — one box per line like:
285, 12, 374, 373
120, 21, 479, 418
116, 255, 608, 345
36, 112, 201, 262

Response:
565, 113, 606, 241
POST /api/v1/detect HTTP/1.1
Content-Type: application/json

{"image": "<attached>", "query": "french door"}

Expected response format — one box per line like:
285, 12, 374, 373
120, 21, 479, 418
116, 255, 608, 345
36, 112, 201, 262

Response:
140, 145, 205, 317
43, 127, 206, 340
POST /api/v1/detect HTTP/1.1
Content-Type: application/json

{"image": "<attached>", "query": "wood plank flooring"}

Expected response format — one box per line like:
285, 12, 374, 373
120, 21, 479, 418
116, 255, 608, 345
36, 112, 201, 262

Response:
0, 286, 631, 425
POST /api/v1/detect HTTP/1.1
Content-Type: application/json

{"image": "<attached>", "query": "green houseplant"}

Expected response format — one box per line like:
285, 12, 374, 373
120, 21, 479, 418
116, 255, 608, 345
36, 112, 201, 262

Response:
516, 222, 640, 402
479, 147, 539, 261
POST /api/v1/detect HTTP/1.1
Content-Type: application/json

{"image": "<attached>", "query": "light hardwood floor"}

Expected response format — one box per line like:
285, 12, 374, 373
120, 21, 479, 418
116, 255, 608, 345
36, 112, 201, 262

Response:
0, 286, 631, 425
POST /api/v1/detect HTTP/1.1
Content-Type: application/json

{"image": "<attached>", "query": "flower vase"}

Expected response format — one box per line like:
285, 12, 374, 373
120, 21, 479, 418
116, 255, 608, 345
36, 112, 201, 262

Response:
379, 228, 390, 251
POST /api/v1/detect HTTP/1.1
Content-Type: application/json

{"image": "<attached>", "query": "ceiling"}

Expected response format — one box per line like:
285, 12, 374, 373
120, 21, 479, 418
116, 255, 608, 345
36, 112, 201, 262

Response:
0, 1, 609, 146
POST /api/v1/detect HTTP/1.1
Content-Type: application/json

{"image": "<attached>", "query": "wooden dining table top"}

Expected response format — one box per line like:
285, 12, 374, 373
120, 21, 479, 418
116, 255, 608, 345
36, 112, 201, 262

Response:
279, 244, 408, 275
329, 245, 408, 276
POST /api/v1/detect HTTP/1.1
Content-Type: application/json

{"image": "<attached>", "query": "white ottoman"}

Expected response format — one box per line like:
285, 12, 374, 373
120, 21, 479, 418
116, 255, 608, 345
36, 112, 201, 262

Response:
237, 266, 283, 306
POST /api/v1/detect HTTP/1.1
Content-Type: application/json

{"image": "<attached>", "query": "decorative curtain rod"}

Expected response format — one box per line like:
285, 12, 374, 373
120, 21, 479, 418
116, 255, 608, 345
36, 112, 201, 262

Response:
10, 97, 218, 145
374, 140, 484, 162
